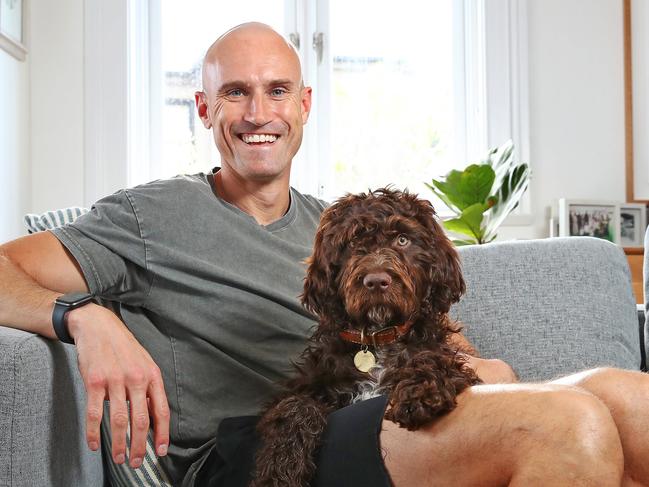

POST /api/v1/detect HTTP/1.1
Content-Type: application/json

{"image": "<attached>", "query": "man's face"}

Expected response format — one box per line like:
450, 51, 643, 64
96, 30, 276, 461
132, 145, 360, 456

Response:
197, 34, 312, 182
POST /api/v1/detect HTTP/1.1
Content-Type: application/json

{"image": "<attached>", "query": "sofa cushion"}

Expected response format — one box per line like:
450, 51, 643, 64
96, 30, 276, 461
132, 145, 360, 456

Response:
453, 237, 640, 381
24, 207, 89, 234
100, 402, 173, 486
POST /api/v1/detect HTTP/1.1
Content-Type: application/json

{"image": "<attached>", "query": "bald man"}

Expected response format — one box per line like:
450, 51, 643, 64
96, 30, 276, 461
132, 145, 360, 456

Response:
2, 22, 649, 487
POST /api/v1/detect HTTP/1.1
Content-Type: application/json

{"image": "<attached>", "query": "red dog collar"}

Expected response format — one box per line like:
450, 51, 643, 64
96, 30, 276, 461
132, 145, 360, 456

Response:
339, 321, 413, 347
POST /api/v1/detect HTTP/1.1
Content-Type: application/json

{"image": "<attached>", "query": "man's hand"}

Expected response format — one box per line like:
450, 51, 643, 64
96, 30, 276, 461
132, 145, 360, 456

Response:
463, 355, 518, 384
68, 304, 170, 468
447, 330, 518, 384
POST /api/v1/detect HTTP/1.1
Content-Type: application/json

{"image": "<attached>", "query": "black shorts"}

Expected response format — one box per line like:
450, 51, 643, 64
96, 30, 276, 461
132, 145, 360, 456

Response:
196, 395, 392, 487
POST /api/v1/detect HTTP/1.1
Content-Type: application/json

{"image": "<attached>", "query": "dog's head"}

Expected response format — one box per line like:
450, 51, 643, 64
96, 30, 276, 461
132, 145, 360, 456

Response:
302, 188, 465, 334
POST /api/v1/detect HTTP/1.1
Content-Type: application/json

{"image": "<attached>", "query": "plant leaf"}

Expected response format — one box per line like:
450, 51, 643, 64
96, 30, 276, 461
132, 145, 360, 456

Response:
451, 239, 476, 246
489, 140, 515, 195
425, 181, 461, 216
486, 162, 530, 233
433, 165, 495, 211
443, 202, 488, 242
443, 218, 476, 239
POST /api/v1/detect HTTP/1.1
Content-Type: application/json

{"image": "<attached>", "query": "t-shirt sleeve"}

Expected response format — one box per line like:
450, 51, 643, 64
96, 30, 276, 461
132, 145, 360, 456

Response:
50, 189, 152, 305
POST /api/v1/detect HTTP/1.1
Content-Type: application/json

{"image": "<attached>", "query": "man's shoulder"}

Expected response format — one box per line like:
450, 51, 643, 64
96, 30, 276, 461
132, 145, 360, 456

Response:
125, 173, 210, 197
290, 188, 329, 215
120, 173, 214, 210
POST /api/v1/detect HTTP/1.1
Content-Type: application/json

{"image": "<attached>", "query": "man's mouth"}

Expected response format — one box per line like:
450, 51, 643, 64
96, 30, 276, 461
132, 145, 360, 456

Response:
239, 133, 279, 144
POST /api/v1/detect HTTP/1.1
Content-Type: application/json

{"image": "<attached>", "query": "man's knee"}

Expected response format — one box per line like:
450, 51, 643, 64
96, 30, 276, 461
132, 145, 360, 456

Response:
516, 386, 623, 467
555, 366, 648, 413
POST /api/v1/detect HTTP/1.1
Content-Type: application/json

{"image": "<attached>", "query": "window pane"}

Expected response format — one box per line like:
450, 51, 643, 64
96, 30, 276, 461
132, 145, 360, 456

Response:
327, 0, 457, 201
158, 1, 286, 179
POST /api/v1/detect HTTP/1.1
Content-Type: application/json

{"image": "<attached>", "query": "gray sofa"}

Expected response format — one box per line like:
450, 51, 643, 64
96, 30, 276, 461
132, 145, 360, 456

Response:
0, 236, 643, 486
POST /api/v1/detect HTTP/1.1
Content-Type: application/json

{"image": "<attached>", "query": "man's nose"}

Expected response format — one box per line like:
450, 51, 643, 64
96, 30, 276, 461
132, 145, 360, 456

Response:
243, 92, 271, 126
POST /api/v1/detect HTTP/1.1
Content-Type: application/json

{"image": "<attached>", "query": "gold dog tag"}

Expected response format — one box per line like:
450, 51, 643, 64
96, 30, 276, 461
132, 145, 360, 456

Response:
354, 350, 376, 372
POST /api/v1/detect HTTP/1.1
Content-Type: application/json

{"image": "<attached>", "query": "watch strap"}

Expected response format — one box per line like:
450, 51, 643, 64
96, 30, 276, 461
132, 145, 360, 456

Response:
52, 302, 75, 344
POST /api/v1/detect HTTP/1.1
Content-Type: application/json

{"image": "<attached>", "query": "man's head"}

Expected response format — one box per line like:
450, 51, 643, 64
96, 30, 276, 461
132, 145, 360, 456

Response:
195, 23, 312, 183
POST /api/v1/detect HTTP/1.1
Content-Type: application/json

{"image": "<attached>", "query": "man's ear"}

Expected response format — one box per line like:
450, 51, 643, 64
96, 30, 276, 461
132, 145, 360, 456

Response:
195, 91, 212, 129
301, 86, 312, 125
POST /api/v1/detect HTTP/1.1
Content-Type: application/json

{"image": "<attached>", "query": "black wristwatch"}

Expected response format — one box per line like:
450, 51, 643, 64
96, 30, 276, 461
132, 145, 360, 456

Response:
52, 292, 95, 344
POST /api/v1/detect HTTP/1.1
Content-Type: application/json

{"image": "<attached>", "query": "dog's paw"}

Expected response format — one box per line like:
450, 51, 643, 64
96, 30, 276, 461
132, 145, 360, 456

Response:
384, 400, 433, 430
385, 384, 457, 430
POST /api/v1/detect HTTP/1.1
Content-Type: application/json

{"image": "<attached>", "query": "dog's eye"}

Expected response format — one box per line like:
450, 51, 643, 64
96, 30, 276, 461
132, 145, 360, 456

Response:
396, 234, 410, 246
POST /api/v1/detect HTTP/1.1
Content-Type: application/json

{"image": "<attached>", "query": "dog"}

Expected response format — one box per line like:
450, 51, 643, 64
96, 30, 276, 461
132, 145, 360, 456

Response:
251, 188, 482, 487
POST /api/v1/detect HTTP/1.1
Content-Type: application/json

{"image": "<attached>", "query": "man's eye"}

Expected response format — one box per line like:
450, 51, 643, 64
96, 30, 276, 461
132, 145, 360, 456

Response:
228, 89, 244, 97
271, 88, 287, 96
396, 234, 410, 246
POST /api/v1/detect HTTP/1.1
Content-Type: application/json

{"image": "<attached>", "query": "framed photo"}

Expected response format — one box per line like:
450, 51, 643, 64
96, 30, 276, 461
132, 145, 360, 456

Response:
619, 203, 647, 247
0, 0, 27, 61
558, 199, 620, 244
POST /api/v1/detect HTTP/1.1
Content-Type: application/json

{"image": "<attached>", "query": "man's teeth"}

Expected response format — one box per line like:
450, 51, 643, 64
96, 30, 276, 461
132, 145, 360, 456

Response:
242, 134, 278, 144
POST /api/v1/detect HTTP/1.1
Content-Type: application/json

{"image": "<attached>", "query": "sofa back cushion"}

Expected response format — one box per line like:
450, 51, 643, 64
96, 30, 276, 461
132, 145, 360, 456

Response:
24, 207, 89, 233
452, 237, 640, 381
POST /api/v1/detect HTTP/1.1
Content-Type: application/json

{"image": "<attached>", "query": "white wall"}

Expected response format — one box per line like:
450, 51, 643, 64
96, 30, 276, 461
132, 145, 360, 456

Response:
29, 0, 84, 214
0, 50, 30, 242
499, 0, 625, 240
3, 0, 630, 242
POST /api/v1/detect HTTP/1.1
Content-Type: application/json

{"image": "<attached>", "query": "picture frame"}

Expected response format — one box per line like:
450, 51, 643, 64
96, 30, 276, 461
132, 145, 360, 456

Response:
619, 202, 647, 247
558, 199, 621, 244
0, 0, 27, 61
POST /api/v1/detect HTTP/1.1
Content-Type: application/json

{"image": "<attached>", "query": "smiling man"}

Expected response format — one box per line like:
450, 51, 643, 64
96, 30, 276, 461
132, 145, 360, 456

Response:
194, 24, 311, 226
3, 22, 649, 487
0, 23, 324, 486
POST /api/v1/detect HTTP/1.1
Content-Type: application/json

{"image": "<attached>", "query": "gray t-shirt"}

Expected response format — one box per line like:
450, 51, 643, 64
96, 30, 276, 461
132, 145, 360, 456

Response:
51, 172, 327, 484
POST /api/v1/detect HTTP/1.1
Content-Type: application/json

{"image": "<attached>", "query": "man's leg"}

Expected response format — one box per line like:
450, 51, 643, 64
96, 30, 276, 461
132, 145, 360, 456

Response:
553, 367, 649, 487
381, 383, 624, 487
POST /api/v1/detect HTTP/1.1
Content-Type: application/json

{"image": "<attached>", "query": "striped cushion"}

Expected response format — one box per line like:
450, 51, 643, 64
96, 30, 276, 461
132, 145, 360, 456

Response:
101, 403, 173, 487
24, 207, 89, 233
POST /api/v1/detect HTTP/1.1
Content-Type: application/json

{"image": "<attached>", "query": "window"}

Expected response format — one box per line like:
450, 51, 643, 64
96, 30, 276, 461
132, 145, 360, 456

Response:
323, 0, 459, 201
150, 1, 464, 200
84, 0, 528, 215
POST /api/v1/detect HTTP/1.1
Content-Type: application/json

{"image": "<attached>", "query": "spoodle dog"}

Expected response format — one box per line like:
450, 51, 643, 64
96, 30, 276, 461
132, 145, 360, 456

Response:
251, 188, 481, 487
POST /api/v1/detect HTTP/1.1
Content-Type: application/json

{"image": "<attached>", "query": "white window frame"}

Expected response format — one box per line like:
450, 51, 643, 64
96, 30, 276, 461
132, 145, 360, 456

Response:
484, 0, 531, 222
84, 0, 129, 207
84, 0, 530, 220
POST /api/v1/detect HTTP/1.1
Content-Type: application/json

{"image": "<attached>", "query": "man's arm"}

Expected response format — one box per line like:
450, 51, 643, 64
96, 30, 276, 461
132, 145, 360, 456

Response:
447, 329, 518, 384
0, 232, 170, 468
0, 232, 89, 334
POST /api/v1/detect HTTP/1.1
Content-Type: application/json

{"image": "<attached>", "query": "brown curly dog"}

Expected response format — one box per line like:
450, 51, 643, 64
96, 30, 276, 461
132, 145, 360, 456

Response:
251, 188, 482, 487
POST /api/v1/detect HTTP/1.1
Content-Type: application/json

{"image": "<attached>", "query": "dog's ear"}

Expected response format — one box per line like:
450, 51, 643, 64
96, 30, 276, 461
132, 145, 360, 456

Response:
301, 216, 341, 318
411, 197, 466, 315
428, 222, 466, 314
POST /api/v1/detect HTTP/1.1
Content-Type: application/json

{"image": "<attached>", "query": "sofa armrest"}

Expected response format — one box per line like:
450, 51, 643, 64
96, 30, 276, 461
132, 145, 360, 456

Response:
0, 326, 104, 486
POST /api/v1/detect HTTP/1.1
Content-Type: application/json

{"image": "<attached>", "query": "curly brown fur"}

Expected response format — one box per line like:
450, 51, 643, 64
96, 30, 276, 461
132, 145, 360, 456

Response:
251, 188, 482, 487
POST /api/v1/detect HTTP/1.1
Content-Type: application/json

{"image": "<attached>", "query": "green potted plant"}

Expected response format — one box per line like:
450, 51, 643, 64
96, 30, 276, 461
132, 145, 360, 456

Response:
425, 140, 530, 245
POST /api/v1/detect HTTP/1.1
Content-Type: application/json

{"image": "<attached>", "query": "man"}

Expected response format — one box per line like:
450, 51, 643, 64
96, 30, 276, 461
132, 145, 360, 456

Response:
1, 22, 648, 486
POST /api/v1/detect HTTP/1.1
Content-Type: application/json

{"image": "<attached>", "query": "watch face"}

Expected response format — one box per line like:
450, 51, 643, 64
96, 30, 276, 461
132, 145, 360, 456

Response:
56, 292, 93, 307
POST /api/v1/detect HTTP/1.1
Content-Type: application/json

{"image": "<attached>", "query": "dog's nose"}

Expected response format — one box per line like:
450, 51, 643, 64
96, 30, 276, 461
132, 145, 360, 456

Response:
363, 272, 392, 291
